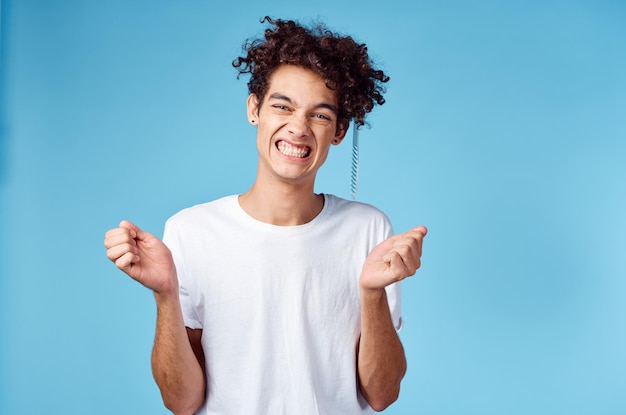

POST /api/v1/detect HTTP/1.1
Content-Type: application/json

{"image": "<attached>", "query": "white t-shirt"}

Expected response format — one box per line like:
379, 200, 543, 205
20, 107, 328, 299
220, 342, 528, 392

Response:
163, 194, 402, 415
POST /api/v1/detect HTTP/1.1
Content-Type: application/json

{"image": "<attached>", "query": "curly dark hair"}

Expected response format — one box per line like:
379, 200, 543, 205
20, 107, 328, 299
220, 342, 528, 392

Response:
232, 16, 389, 129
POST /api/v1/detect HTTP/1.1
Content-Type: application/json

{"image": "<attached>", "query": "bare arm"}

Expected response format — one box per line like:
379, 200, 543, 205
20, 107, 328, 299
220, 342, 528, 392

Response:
357, 226, 427, 411
151, 291, 206, 415
357, 288, 406, 411
104, 220, 206, 414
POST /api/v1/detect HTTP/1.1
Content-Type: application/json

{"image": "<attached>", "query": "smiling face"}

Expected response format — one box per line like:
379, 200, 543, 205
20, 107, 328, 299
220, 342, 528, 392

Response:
247, 64, 347, 190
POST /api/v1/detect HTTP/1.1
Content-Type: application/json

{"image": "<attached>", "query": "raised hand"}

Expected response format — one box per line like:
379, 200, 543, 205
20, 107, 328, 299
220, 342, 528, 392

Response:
104, 220, 177, 295
360, 226, 427, 291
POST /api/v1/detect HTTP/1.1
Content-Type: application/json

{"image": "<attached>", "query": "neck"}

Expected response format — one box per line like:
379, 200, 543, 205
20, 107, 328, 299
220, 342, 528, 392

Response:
238, 180, 324, 226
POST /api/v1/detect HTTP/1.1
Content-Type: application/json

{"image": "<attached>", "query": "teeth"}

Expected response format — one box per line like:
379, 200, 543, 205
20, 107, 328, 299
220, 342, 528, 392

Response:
277, 141, 310, 158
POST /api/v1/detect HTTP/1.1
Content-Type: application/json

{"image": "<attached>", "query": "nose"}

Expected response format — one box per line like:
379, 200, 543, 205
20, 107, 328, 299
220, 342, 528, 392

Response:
287, 114, 311, 137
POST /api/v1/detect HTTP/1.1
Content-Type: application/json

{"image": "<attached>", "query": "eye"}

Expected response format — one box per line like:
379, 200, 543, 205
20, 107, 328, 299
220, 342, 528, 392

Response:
313, 113, 332, 121
273, 104, 290, 111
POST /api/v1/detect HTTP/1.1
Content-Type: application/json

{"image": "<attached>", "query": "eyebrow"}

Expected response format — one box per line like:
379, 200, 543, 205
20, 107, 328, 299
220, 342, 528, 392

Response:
268, 93, 338, 115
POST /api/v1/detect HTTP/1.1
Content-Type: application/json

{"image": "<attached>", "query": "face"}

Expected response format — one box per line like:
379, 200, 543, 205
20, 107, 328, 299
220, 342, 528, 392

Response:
247, 64, 347, 188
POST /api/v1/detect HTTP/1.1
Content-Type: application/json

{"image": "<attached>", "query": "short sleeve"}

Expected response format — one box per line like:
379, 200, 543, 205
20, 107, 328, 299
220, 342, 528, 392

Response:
162, 219, 203, 329
385, 281, 403, 332
378, 212, 403, 332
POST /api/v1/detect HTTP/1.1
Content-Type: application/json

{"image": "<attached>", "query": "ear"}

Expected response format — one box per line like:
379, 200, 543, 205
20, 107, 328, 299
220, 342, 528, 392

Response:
332, 121, 349, 145
246, 94, 260, 124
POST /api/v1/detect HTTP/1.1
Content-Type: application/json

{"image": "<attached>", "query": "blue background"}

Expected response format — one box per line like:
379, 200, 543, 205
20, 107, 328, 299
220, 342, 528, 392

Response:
1, 1, 624, 414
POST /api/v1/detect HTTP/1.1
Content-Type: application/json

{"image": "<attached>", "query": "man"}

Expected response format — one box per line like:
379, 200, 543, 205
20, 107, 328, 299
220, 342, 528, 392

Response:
104, 17, 427, 415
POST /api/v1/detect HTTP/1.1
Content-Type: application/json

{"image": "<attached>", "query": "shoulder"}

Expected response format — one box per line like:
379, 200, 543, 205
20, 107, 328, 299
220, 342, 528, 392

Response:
325, 194, 390, 221
323, 194, 392, 231
165, 195, 237, 229
321, 194, 394, 247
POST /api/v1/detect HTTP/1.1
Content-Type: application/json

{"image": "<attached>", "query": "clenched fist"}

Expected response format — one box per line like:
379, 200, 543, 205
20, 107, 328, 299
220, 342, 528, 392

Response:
360, 226, 427, 291
104, 220, 177, 295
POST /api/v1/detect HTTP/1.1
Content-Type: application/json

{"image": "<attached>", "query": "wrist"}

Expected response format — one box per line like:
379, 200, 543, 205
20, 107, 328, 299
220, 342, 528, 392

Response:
359, 286, 386, 303
153, 281, 180, 305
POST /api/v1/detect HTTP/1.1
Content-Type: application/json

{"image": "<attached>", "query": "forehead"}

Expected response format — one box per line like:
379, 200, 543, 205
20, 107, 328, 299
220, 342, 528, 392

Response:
266, 65, 338, 105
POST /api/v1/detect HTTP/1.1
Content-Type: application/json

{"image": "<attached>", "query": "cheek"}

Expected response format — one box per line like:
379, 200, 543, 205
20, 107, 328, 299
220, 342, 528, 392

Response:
315, 142, 333, 162
256, 125, 279, 154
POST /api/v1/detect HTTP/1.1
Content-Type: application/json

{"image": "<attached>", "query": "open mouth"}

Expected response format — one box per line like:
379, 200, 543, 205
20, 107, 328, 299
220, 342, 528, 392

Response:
276, 141, 311, 158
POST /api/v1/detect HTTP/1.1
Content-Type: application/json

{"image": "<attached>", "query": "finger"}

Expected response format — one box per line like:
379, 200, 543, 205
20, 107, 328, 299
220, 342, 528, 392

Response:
384, 240, 418, 272
387, 226, 426, 248
120, 220, 145, 240
114, 251, 140, 271
398, 248, 421, 275
408, 234, 423, 263
106, 243, 138, 263
410, 225, 428, 237
385, 251, 413, 282
389, 227, 425, 259
402, 227, 427, 260
104, 228, 136, 249
104, 226, 130, 241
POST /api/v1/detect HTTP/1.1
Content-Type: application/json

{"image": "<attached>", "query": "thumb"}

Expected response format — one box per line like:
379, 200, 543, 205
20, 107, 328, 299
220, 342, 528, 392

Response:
367, 236, 395, 262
